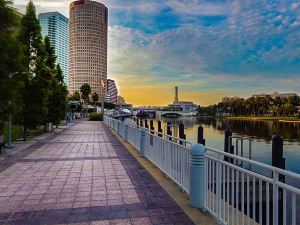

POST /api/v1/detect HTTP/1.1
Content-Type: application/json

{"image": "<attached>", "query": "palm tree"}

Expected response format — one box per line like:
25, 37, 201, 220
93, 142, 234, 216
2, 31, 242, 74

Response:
80, 83, 91, 115
91, 92, 99, 112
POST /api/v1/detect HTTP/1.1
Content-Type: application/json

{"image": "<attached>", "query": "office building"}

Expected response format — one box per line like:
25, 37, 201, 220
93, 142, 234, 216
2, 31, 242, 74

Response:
252, 92, 298, 99
39, 12, 69, 84
68, 0, 108, 99
106, 79, 118, 104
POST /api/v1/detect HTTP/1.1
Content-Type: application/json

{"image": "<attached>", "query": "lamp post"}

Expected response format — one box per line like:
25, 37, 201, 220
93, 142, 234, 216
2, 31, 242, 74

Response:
5, 72, 27, 149
100, 80, 105, 115
5, 106, 13, 149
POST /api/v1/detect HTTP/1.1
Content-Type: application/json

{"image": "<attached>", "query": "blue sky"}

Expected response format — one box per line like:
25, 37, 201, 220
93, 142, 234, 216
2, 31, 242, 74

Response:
15, 0, 300, 105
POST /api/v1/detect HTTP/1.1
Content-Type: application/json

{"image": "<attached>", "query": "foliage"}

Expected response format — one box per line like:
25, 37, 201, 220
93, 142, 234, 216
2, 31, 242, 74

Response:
47, 68, 68, 126
80, 83, 91, 103
68, 91, 80, 101
92, 92, 99, 104
3, 124, 23, 142
199, 95, 300, 117
89, 112, 103, 121
0, 0, 23, 121
44, 36, 56, 69
18, 1, 43, 73
16, 1, 48, 136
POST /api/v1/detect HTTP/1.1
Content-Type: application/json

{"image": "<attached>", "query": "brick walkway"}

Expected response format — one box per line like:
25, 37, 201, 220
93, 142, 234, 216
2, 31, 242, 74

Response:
0, 120, 195, 225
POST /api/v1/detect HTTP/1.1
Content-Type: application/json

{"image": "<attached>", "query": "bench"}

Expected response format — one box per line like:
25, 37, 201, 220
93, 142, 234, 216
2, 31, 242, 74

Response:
0, 135, 5, 154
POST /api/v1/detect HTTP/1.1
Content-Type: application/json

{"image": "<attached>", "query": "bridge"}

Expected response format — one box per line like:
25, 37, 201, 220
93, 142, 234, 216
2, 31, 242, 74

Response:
157, 111, 197, 117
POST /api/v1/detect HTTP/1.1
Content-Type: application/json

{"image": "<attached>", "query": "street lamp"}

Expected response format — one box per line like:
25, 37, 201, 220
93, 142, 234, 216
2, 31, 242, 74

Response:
100, 80, 105, 115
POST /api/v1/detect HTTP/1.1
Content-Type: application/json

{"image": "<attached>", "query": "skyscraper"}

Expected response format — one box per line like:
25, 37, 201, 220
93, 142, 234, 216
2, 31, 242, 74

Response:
106, 79, 118, 104
38, 12, 69, 84
68, 0, 108, 99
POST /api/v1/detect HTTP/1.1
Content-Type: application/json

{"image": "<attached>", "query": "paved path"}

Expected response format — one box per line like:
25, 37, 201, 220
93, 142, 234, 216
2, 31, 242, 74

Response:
0, 120, 195, 225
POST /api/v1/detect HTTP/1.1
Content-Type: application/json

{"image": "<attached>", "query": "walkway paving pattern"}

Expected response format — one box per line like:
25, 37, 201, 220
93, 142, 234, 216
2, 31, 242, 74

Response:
0, 121, 195, 225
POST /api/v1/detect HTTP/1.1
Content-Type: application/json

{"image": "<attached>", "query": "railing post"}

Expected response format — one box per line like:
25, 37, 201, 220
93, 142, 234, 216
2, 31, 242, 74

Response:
158, 120, 163, 137
273, 171, 279, 225
150, 120, 154, 134
140, 128, 146, 157
140, 119, 143, 127
145, 120, 149, 129
136, 118, 139, 127
272, 135, 285, 181
179, 123, 185, 145
117, 121, 120, 133
125, 124, 128, 141
272, 135, 285, 224
190, 144, 206, 209
216, 153, 222, 222
224, 129, 233, 163
197, 125, 206, 145
167, 122, 172, 141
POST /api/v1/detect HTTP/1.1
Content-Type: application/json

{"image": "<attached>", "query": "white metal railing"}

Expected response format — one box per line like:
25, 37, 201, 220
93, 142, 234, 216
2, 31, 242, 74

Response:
204, 147, 300, 225
127, 124, 141, 151
144, 132, 190, 193
104, 116, 191, 192
104, 116, 300, 225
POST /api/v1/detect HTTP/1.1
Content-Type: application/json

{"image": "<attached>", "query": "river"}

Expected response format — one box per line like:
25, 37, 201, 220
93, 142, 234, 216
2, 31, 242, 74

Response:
147, 116, 300, 175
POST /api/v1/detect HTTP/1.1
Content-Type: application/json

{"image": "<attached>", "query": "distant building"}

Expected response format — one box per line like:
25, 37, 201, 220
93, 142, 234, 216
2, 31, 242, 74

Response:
222, 96, 241, 102
169, 87, 197, 113
38, 12, 69, 84
117, 104, 133, 110
175, 86, 179, 102
252, 92, 298, 99
117, 96, 126, 105
106, 79, 118, 104
68, 0, 108, 100
105, 92, 111, 103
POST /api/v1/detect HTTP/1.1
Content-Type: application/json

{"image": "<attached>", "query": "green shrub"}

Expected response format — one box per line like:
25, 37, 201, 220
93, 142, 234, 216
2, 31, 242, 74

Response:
89, 112, 103, 121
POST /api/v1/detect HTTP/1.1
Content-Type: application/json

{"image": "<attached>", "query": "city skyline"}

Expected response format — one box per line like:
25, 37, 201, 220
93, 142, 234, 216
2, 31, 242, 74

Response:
14, 0, 300, 106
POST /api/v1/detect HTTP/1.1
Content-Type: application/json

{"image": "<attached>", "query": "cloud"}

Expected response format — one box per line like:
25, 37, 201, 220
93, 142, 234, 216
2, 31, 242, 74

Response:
166, 0, 230, 16
14, 0, 300, 105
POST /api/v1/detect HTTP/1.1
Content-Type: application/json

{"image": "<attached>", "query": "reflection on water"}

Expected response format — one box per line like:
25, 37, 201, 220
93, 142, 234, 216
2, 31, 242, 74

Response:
149, 116, 300, 174
197, 117, 300, 143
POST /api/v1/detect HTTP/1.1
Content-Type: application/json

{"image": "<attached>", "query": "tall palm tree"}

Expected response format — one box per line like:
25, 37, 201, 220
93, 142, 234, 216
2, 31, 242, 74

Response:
80, 83, 91, 115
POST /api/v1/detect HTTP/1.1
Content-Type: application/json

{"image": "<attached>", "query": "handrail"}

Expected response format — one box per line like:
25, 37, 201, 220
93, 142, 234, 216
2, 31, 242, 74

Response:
206, 146, 300, 179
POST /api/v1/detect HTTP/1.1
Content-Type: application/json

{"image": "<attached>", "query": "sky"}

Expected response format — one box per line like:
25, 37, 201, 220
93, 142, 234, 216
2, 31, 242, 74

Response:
14, 0, 300, 106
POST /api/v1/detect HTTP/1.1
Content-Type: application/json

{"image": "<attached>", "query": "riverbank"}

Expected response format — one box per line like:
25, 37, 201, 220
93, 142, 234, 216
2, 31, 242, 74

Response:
224, 116, 300, 123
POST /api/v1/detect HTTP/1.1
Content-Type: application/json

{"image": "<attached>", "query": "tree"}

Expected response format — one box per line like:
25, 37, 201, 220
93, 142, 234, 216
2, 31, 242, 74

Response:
80, 83, 91, 114
91, 92, 99, 111
17, 1, 48, 138
47, 80, 68, 127
44, 36, 67, 127
55, 64, 64, 83
44, 36, 56, 69
68, 91, 80, 101
18, 0, 43, 73
80, 83, 91, 103
0, 0, 23, 124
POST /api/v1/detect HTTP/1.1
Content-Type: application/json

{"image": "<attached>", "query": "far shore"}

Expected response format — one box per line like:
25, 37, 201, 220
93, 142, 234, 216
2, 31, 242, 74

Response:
197, 115, 300, 123
224, 116, 300, 123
